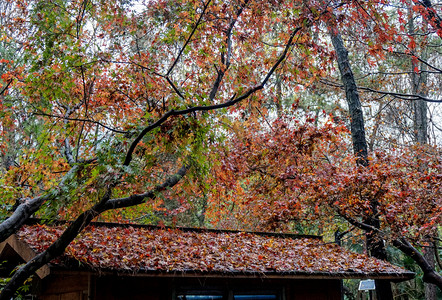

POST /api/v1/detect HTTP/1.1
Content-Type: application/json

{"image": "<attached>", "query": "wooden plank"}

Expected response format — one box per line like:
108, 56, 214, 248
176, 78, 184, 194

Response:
60, 291, 83, 300
41, 295, 60, 300
43, 274, 88, 295
1, 235, 50, 278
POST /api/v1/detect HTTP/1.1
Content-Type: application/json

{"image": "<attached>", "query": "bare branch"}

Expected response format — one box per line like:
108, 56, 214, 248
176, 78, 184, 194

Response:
166, 0, 212, 76
123, 26, 302, 166
320, 79, 442, 103
34, 112, 129, 134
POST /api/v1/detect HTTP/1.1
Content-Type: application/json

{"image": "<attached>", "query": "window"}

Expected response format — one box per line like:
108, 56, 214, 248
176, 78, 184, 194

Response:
176, 288, 279, 300
234, 294, 277, 300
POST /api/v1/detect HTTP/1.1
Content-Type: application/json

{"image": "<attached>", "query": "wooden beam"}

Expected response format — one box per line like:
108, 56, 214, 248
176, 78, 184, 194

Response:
0, 235, 50, 279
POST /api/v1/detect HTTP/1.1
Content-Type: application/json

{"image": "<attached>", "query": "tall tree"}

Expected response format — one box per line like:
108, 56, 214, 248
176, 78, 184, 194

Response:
0, 0, 308, 298
1, 0, 441, 298
327, 27, 393, 300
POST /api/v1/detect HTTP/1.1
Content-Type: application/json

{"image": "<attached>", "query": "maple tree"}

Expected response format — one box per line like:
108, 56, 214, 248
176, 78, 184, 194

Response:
0, 0, 441, 298
207, 114, 442, 289
0, 0, 314, 298
204, 0, 442, 297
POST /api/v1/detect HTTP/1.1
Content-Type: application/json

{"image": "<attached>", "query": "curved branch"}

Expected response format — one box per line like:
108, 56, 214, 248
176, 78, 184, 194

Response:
359, 86, 442, 103
0, 164, 188, 300
166, 0, 212, 76
393, 238, 442, 288
320, 79, 442, 103
34, 112, 129, 134
0, 165, 79, 243
338, 212, 442, 289
123, 26, 301, 167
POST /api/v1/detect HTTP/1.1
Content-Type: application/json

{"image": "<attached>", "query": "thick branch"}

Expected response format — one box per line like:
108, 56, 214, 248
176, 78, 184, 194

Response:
0, 163, 187, 300
0, 196, 47, 243
0, 186, 113, 300
0, 165, 79, 243
339, 213, 442, 290
393, 238, 442, 288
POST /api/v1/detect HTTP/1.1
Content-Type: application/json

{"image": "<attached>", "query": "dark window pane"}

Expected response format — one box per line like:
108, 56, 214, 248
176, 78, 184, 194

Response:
234, 295, 277, 300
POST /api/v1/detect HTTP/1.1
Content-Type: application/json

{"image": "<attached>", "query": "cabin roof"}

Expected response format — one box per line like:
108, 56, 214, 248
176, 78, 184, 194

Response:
1, 223, 414, 281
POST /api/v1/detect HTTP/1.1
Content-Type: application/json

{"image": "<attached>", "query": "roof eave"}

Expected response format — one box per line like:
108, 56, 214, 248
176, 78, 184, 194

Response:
48, 265, 415, 282
0, 235, 50, 279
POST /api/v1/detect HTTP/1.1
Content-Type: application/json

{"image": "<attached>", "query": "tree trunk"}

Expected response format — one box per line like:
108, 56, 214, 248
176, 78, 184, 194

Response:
408, 4, 437, 298
409, 7, 428, 146
328, 31, 368, 165
328, 28, 393, 300
424, 244, 438, 300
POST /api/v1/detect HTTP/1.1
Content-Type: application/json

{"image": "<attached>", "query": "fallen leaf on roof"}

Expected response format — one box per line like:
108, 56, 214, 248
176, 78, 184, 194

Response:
16, 224, 409, 277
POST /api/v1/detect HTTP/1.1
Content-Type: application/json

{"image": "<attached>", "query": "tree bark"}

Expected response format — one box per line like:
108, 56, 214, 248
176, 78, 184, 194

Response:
0, 164, 189, 300
328, 32, 368, 166
408, 5, 437, 298
328, 28, 393, 300
0, 165, 79, 243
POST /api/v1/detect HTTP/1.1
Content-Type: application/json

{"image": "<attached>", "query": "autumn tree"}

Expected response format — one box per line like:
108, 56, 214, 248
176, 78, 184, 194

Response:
0, 0, 441, 298
206, 0, 442, 296
0, 0, 324, 298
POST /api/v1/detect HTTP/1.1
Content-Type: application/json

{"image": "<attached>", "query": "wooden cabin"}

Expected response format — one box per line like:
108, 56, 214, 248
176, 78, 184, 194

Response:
0, 222, 414, 300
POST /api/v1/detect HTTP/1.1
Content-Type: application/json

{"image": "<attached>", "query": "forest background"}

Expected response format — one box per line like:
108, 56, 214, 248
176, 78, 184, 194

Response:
0, 0, 441, 299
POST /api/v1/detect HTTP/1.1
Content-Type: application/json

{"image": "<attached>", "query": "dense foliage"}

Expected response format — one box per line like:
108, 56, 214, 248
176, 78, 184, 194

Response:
0, 0, 441, 298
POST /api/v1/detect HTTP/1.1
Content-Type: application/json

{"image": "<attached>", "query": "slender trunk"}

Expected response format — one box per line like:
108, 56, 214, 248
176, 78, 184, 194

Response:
409, 8, 428, 146
424, 243, 438, 300
328, 28, 393, 300
408, 5, 437, 298
329, 31, 368, 166
275, 73, 283, 118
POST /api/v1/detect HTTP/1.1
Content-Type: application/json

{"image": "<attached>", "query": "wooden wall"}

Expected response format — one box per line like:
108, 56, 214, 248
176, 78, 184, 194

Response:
36, 272, 342, 300
38, 273, 88, 300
